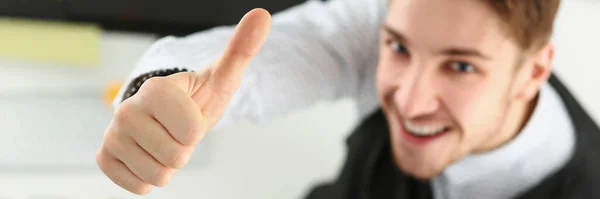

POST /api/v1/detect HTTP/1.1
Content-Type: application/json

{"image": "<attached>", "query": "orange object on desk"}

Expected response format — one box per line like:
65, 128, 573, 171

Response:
104, 81, 123, 107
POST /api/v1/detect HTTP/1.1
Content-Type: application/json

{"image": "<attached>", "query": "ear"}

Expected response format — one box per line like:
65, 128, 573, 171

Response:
516, 42, 555, 101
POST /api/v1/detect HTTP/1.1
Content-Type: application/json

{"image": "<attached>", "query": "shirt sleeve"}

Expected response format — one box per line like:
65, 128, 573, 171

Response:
113, 0, 386, 129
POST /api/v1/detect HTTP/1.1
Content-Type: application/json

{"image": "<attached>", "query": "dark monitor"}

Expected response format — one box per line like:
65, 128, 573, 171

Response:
0, 0, 308, 36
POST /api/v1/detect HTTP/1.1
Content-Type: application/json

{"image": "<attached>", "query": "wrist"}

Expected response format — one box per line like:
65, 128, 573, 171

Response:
121, 68, 191, 102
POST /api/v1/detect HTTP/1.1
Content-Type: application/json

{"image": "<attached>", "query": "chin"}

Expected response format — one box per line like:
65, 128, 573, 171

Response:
385, 114, 459, 180
391, 148, 447, 180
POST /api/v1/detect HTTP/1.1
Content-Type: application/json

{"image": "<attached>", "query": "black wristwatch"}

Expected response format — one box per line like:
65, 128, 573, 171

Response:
121, 68, 190, 102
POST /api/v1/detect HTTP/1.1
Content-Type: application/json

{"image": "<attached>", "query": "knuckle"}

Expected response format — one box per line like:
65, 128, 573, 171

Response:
101, 132, 128, 158
167, 147, 192, 169
208, 76, 237, 99
95, 149, 110, 171
130, 184, 152, 195
136, 77, 172, 110
217, 87, 236, 99
113, 102, 135, 123
95, 150, 152, 195
165, 155, 182, 169
102, 133, 120, 152
231, 49, 254, 61
139, 77, 168, 95
205, 86, 223, 102
181, 127, 204, 146
213, 67, 241, 86
205, 86, 235, 108
150, 167, 174, 187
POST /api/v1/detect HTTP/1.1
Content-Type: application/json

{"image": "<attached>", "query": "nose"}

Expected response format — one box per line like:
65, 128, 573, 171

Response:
394, 67, 440, 119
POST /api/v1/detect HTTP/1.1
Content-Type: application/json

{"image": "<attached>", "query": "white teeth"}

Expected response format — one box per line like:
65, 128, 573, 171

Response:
404, 120, 447, 136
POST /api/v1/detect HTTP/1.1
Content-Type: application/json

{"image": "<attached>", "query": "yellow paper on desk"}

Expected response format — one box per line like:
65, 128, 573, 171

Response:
0, 17, 101, 67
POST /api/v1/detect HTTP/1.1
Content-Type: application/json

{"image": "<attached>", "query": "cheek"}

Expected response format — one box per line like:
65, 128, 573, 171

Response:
376, 51, 405, 99
441, 81, 507, 140
376, 65, 394, 96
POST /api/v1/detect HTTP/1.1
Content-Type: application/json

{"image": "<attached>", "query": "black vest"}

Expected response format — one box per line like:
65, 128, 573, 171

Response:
305, 74, 600, 199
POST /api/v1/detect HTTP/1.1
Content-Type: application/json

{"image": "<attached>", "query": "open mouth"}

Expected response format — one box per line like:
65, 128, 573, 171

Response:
404, 120, 451, 137
398, 119, 452, 145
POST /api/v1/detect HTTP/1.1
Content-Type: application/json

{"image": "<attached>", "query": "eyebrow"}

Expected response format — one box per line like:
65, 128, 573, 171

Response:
381, 24, 409, 46
440, 48, 491, 60
381, 23, 491, 60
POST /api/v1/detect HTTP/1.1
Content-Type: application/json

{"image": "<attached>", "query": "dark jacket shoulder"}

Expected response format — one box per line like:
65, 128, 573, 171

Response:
515, 74, 600, 199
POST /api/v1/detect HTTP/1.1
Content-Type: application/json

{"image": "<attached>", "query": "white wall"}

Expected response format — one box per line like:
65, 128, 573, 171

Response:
553, 0, 600, 121
0, 1, 599, 198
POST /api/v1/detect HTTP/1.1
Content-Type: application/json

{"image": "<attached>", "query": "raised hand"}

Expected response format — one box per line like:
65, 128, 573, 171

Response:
96, 8, 272, 195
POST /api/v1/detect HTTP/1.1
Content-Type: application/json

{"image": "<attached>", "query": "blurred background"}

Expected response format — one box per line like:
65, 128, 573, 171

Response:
0, 0, 598, 198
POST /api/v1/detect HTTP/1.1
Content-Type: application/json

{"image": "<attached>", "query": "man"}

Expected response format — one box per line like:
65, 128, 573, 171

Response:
97, 0, 600, 198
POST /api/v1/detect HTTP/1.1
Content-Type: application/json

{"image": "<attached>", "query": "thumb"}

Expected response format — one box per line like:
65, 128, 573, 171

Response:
212, 8, 272, 82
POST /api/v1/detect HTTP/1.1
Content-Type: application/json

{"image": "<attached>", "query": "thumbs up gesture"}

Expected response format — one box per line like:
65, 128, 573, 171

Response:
96, 9, 272, 195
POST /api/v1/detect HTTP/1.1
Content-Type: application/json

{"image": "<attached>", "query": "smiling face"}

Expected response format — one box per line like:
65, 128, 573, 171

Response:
376, 0, 556, 179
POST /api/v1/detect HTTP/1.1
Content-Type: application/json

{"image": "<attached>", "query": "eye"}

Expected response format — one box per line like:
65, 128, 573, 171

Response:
449, 61, 475, 73
390, 40, 409, 55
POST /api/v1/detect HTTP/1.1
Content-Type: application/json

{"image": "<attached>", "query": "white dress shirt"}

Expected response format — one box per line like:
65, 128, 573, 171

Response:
113, 0, 387, 129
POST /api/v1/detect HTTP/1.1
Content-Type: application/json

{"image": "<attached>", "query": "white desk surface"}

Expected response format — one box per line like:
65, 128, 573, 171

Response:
0, 101, 358, 199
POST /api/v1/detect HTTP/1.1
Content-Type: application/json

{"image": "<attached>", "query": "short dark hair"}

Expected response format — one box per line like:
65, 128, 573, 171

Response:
488, 0, 561, 52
